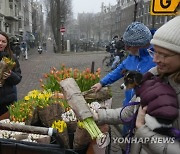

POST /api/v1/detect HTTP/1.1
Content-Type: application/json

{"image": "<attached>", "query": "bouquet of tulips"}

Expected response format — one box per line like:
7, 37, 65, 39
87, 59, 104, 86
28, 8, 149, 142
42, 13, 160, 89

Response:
0, 57, 16, 86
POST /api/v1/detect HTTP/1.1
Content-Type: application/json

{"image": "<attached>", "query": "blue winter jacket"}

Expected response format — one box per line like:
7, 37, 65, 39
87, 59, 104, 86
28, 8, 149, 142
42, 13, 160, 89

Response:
100, 48, 156, 106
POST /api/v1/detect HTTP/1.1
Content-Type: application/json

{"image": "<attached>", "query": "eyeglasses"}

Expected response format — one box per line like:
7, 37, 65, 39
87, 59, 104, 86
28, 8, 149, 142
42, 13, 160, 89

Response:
147, 49, 177, 61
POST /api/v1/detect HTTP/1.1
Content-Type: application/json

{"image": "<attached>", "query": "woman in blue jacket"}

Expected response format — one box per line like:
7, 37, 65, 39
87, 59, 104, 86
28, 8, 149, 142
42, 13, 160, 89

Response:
92, 22, 156, 136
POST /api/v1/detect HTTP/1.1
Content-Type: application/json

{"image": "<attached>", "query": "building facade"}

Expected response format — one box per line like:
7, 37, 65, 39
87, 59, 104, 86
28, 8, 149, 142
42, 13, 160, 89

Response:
103, 0, 175, 39
0, 0, 43, 45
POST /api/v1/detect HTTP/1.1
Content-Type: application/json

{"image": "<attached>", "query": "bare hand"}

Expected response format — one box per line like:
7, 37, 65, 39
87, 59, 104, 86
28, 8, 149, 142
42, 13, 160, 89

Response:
91, 83, 102, 92
136, 106, 147, 129
2, 70, 11, 80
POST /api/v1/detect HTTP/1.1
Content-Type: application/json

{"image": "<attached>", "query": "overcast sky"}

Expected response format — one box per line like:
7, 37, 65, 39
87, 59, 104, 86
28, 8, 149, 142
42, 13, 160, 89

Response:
73, 0, 117, 18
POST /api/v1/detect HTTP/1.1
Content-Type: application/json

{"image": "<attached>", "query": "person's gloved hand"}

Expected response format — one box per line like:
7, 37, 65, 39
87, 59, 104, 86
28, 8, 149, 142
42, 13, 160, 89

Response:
88, 101, 100, 121
2, 70, 11, 80
91, 83, 102, 92
90, 108, 99, 121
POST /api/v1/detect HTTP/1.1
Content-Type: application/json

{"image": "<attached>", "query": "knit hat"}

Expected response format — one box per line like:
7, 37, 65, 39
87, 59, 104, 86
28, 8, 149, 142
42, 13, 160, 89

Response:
123, 22, 152, 47
151, 16, 180, 54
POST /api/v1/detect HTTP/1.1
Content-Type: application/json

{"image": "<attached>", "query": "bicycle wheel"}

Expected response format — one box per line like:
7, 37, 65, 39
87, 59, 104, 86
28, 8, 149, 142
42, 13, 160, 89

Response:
102, 56, 112, 72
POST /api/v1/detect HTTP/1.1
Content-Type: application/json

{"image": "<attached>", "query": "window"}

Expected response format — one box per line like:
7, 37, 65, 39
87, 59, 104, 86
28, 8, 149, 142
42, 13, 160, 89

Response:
9, 3, 13, 9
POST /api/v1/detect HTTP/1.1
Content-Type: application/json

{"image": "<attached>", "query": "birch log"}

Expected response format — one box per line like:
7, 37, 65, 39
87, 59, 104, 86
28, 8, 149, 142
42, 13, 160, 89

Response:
0, 122, 50, 135
60, 78, 92, 120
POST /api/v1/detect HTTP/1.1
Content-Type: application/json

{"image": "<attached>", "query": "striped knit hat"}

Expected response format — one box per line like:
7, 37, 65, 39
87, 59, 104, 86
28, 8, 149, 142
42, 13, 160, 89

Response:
123, 22, 152, 47
151, 16, 180, 54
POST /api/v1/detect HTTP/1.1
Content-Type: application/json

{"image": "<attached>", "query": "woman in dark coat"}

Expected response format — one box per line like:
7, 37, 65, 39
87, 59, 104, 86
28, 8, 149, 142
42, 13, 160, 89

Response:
0, 32, 22, 119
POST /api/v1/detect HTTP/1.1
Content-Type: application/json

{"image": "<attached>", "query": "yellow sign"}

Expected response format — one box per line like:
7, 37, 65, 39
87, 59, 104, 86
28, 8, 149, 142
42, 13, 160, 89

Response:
150, 0, 180, 15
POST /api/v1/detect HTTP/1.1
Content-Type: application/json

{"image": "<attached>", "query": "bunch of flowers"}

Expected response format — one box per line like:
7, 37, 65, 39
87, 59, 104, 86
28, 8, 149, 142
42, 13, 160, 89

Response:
61, 109, 77, 122
8, 90, 68, 123
24, 90, 52, 108
51, 120, 67, 133
8, 99, 36, 122
0, 57, 16, 85
40, 64, 101, 92
51, 120, 69, 148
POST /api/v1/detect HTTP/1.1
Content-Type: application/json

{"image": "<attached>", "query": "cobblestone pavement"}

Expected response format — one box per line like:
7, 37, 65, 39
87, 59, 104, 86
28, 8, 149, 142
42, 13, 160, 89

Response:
17, 42, 124, 154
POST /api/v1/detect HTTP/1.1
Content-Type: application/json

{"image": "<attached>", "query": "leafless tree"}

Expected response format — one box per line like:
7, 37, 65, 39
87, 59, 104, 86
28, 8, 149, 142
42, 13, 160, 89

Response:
43, 0, 72, 53
77, 13, 95, 41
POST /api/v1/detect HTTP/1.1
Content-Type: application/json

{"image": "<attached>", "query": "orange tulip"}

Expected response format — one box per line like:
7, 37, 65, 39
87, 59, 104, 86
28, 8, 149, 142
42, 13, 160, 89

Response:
43, 73, 48, 78
85, 68, 91, 73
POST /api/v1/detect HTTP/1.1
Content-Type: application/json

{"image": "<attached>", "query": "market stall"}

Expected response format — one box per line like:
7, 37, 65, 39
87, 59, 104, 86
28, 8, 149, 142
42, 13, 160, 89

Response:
0, 64, 112, 154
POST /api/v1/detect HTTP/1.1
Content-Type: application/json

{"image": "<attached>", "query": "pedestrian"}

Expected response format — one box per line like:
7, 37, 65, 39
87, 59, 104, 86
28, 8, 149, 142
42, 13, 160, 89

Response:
13, 41, 21, 59
93, 16, 180, 154
111, 37, 125, 69
0, 31, 22, 120
20, 41, 28, 60
92, 22, 156, 136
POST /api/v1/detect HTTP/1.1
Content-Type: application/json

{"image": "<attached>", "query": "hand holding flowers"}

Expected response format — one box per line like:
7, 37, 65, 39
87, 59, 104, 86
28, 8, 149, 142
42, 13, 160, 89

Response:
0, 57, 15, 86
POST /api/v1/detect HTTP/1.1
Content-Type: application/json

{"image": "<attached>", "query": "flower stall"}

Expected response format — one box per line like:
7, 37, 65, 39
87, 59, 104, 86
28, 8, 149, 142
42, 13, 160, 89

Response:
0, 64, 112, 154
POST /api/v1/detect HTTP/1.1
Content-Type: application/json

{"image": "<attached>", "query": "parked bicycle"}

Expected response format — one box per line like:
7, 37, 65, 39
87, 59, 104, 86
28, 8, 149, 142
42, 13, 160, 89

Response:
102, 50, 127, 72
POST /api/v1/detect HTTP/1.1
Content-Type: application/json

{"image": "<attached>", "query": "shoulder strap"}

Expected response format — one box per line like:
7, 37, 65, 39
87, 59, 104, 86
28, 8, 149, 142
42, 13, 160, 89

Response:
119, 102, 140, 124
119, 102, 140, 154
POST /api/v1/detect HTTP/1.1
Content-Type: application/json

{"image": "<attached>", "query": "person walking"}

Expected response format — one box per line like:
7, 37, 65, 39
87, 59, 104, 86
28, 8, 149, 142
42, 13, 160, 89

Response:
0, 32, 22, 120
20, 41, 28, 60
13, 41, 21, 59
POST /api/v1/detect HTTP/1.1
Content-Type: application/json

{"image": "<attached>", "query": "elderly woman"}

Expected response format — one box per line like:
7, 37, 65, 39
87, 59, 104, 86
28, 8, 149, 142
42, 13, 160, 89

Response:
0, 32, 22, 119
92, 21, 156, 136
93, 16, 180, 154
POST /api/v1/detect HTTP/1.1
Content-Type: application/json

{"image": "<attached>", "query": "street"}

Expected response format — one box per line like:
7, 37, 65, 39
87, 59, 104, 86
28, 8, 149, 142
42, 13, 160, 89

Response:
17, 42, 124, 154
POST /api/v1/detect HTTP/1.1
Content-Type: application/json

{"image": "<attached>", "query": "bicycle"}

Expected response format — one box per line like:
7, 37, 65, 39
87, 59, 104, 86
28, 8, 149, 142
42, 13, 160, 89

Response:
102, 50, 127, 72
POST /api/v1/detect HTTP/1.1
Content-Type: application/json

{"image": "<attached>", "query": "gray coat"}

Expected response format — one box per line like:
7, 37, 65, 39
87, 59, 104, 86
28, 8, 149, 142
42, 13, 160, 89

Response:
97, 67, 180, 154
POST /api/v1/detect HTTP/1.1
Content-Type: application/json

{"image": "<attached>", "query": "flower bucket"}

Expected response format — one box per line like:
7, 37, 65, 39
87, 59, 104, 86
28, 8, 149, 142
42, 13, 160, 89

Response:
25, 108, 39, 125
55, 128, 70, 149
38, 103, 64, 127
66, 121, 77, 134
73, 127, 91, 150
